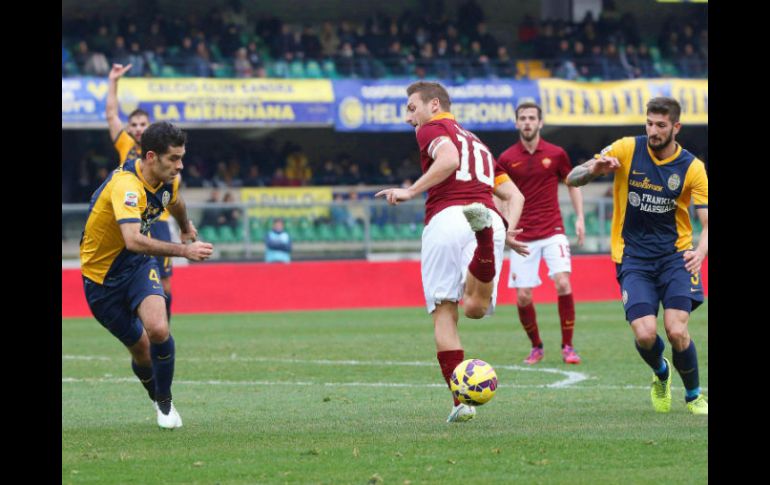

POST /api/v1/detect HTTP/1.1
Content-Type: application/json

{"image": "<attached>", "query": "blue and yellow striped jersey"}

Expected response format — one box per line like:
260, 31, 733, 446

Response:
114, 130, 172, 222
601, 136, 708, 263
80, 159, 179, 284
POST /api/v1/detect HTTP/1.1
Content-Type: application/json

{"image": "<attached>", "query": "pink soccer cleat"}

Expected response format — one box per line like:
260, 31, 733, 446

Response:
561, 345, 582, 364
523, 347, 544, 365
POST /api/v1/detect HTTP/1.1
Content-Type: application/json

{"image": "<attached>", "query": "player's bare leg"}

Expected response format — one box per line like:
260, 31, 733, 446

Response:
663, 308, 706, 413
137, 295, 182, 428
161, 276, 172, 322
433, 302, 475, 422
631, 315, 672, 412
554, 272, 580, 363
462, 203, 496, 319
463, 273, 493, 319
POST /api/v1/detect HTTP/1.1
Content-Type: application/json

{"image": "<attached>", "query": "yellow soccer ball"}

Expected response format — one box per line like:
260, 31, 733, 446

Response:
449, 359, 498, 406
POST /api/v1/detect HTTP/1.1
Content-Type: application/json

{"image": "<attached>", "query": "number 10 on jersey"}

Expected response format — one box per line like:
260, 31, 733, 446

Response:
455, 132, 495, 187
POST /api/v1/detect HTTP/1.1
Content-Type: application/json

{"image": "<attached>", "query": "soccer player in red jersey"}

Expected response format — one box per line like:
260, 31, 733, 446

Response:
497, 102, 585, 365
376, 81, 528, 422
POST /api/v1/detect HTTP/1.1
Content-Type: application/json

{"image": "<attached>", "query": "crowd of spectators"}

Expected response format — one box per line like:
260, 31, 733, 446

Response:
62, 0, 706, 80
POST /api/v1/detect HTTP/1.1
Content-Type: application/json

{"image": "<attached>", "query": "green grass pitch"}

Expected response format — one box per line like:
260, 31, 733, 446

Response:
62, 300, 707, 484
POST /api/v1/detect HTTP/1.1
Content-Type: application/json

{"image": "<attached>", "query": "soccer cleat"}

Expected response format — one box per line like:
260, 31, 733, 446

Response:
462, 202, 493, 232
523, 347, 544, 365
686, 395, 708, 415
156, 400, 183, 429
650, 357, 672, 413
561, 345, 582, 364
447, 403, 476, 423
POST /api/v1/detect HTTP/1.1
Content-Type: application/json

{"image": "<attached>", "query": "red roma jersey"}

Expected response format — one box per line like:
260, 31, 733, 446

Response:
416, 113, 507, 226
497, 138, 572, 242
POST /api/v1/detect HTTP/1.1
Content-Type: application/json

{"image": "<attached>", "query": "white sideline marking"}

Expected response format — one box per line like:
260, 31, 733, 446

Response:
61, 355, 707, 391
63, 354, 588, 388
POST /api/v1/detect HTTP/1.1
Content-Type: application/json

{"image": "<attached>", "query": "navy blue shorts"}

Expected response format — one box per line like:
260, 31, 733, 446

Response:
150, 220, 173, 278
616, 251, 704, 322
83, 257, 166, 347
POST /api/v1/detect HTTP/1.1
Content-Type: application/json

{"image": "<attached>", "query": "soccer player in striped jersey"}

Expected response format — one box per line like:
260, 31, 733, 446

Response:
376, 81, 528, 423
566, 97, 708, 415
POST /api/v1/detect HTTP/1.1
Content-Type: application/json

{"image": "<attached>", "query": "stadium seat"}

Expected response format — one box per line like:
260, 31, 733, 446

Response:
200, 226, 219, 243
299, 225, 318, 242
382, 223, 399, 240
564, 214, 576, 236
305, 60, 323, 78
585, 213, 600, 236
289, 60, 306, 78
333, 223, 351, 241
350, 223, 365, 241
370, 224, 385, 241
213, 65, 234, 78
218, 225, 241, 243
317, 223, 335, 241
251, 225, 266, 241
321, 59, 338, 78
269, 61, 289, 78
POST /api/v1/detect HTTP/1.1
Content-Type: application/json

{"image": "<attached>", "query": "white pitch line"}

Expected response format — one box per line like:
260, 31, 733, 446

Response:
60, 376, 706, 392
63, 354, 589, 388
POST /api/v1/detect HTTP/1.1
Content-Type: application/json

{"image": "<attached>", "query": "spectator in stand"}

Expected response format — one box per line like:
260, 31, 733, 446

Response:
677, 43, 704, 78
330, 193, 354, 228
110, 36, 130, 66
212, 161, 233, 188
245, 41, 266, 77
603, 42, 627, 79
271, 168, 291, 186
661, 30, 680, 60
220, 24, 243, 59
319, 21, 340, 58
89, 24, 112, 56
534, 22, 558, 60
285, 150, 312, 186
337, 20, 357, 47
243, 164, 268, 187
127, 41, 147, 76
301, 25, 322, 60
635, 43, 659, 78
75, 40, 110, 76
192, 41, 213, 77
621, 43, 642, 79
474, 22, 498, 59
336, 41, 355, 76
227, 159, 244, 187
468, 40, 492, 77
144, 22, 167, 55
554, 38, 577, 80
518, 14, 538, 48
587, 43, 606, 79
221, 191, 243, 229
573, 40, 591, 79
264, 218, 292, 263
200, 188, 223, 228
234, 47, 253, 77
183, 164, 205, 188
495, 46, 516, 78
354, 42, 374, 77
314, 159, 339, 185
417, 42, 435, 77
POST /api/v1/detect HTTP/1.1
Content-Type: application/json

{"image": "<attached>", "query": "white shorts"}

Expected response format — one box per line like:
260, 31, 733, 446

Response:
421, 205, 506, 315
507, 233, 572, 288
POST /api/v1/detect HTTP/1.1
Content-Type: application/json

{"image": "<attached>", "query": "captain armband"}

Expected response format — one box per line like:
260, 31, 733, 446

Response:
427, 136, 452, 159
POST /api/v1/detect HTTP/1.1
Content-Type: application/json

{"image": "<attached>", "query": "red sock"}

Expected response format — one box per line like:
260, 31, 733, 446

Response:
467, 227, 495, 282
437, 349, 464, 406
517, 303, 542, 348
558, 293, 576, 347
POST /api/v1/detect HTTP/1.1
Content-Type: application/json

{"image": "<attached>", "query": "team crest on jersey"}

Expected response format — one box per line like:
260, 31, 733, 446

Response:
162, 191, 171, 207
124, 191, 138, 207
541, 158, 552, 168
628, 192, 641, 207
667, 174, 681, 191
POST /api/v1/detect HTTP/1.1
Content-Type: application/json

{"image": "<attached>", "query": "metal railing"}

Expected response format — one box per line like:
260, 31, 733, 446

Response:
62, 196, 702, 262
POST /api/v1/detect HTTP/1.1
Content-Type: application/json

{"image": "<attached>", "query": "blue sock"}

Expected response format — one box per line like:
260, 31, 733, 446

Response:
672, 340, 700, 402
635, 335, 668, 380
151, 335, 175, 403
131, 360, 155, 401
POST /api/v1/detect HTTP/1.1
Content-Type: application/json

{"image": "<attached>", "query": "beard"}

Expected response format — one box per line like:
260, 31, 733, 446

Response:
519, 127, 539, 142
647, 130, 673, 151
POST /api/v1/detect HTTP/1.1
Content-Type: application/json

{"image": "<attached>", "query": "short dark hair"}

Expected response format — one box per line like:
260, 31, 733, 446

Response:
141, 121, 187, 157
406, 81, 451, 111
128, 108, 150, 121
515, 101, 542, 120
646, 97, 681, 123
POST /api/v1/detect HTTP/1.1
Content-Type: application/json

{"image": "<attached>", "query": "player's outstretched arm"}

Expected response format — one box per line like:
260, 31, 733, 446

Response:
375, 139, 459, 205
119, 222, 213, 261
106, 63, 132, 142
566, 156, 620, 187
684, 208, 708, 274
